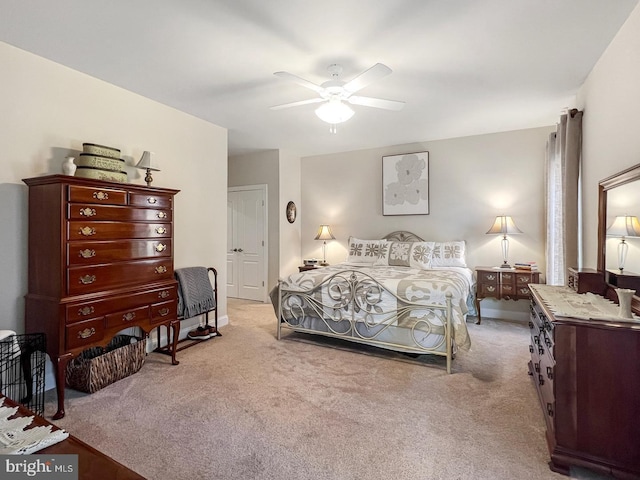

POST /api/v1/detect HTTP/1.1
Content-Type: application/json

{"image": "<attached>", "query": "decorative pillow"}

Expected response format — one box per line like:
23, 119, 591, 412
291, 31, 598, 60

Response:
430, 241, 466, 267
375, 241, 435, 269
347, 237, 387, 264
409, 242, 435, 269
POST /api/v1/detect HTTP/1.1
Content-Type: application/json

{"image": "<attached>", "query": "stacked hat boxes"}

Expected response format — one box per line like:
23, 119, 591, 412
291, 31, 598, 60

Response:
75, 143, 127, 183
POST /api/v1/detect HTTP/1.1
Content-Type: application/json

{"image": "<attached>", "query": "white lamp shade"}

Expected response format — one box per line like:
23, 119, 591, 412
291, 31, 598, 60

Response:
606, 215, 640, 237
314, 225, 335, 241
315, 99, 354, 124
486, 215, 522, 235
135, 151, 160, 171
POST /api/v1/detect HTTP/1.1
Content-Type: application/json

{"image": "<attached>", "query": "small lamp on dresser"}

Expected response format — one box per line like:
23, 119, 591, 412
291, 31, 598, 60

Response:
314, 225, 335, 266
486, 215, 522, 269
135, 151, 161, 186
606, 214, 640, 272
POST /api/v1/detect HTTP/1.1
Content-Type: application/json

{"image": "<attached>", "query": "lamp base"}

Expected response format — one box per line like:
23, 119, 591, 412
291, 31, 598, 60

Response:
144, 168, 154, 187
500, 263, 512, 269
319, 261, 329, 266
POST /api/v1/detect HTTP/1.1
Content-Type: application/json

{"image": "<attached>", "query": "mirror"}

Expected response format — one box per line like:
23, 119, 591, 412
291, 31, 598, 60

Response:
597, 163, 640, 274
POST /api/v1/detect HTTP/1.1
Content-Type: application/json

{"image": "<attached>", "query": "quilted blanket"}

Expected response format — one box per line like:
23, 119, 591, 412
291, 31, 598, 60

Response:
277, 264, 473, 350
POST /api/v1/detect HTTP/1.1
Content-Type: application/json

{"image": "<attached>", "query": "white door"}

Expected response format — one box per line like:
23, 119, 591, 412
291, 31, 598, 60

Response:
227, 186, 267, 301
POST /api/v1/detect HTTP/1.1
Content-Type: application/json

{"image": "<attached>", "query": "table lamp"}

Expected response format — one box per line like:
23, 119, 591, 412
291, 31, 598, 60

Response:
486, 215, 522, 269
314, 225, 335, 266
135, 151, 160, 186
606, 215, 640, 272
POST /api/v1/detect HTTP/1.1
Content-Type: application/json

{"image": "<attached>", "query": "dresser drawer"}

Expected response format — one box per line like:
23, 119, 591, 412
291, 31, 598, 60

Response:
65, 284, 178, 324
129, 193, 172, 209
68, 185, 127, 205
68, 239, 171, 265
66, 318, 105, 350
67, 259, 174, 295
150, 299, 177, 325
68, 221, 172, 241
105, 305, 150, 329
68, 204, 172, 222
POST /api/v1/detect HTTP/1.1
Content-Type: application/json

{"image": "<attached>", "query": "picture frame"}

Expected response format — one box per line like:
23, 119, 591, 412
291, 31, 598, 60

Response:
382, 151, 429, 216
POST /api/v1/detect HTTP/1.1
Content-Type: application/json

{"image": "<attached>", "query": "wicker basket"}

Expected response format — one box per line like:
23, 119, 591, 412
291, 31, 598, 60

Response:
66, 335, 146, 394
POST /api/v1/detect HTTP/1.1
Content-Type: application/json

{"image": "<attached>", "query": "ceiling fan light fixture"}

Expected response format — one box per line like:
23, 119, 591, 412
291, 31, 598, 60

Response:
315, 99, 354, 124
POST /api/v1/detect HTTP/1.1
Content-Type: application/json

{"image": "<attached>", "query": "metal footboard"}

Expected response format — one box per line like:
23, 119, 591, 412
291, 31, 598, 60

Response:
276, 269, 454, 373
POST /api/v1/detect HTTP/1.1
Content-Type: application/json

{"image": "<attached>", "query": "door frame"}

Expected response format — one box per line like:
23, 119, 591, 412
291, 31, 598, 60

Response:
228, 184, 268, 302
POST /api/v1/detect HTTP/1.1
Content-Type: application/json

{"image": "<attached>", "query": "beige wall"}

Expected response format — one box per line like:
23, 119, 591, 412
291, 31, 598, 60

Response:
577, 3, 640, 274
0, 42, 229, 339
301, 127, 554, 320
278, 150, 302, 277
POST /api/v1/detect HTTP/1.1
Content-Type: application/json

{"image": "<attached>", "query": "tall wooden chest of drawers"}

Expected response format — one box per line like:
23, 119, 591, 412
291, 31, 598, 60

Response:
23, 175, 180, 419
528, 284, 640, 478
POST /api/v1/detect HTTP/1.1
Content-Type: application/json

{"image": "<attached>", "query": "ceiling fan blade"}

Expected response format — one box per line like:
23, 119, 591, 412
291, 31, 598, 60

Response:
270, 98, 325, 110
274, 71, 325, 94
343, 63, 392, 94
347, 95, 405, 111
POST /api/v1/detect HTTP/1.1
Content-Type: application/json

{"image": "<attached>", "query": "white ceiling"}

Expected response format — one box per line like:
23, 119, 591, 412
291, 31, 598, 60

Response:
1, 1, 638, 158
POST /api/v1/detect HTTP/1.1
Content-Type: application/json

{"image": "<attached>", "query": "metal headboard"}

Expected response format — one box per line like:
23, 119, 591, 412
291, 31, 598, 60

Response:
382, 231, 424, 242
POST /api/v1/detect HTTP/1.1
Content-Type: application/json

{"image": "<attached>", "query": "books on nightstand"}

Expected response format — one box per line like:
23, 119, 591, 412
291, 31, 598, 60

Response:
514, 261, 538, 271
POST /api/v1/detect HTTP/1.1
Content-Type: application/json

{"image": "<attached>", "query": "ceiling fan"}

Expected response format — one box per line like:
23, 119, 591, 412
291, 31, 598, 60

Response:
270, 63, 405, 132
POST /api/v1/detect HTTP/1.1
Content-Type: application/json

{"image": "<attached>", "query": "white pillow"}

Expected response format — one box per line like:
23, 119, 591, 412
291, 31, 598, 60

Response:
347, 237, 387, 264
430, 241, 466, 267
409, 242, 435, 269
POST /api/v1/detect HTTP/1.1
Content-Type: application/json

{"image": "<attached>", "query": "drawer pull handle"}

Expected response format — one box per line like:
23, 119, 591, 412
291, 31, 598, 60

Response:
538, 346, 544, 356
78, 306, 95, 316
92, 191, 109, 200
538, 374, 544, 386
158, 290, 170, 299
78, 249, 96, 259
534, 335, 540, 345
157, 211, 167, 219
79, 207, 97, 217
528, 321, 534, 329
503, 274, 512, 280
528, 345, 534, 353
158, 308, 170, 317
156, 227, 167, 234
546, 403, 554, 417
486, 286, 495, 292
155, 266, 167, 274
486, 274, 496, 281
79, 274, 96, 285
78, 327, 96, 339
519, 288, 530, 295
147, 197, 158, 204
534, 362, 540, 373
546, 366, 554, 379
79, 226, 96, 236
155, 243, 167, 252
123, 312, 136, 322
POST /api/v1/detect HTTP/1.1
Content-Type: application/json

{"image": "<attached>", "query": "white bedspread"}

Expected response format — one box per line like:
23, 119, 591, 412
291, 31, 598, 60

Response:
279, 263, 473, 350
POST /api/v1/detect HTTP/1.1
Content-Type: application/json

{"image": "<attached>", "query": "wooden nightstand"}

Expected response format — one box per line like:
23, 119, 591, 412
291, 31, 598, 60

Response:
474, 267, 540, 324
298, 265, 319, 272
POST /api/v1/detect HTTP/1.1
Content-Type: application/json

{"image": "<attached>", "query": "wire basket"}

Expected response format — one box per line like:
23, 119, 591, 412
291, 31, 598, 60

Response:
0, 332, 46, 416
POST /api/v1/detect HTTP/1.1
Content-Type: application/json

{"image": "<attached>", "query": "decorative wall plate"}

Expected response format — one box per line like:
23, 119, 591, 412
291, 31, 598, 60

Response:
286, 201, 297, 223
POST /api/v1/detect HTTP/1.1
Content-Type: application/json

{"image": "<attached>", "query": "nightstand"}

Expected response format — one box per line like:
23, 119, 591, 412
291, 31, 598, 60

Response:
298, 265, 319, 272
474, 267, 540, 324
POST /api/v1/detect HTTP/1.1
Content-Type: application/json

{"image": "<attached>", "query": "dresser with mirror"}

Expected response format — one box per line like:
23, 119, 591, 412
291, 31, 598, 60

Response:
529, 163, 640, 478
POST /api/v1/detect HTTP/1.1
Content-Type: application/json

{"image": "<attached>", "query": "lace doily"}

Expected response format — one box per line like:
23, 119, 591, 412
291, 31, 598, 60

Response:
530, 284, 639, 322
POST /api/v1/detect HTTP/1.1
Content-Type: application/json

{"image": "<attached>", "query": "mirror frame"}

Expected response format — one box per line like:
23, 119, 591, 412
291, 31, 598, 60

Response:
597, 162, 640, 271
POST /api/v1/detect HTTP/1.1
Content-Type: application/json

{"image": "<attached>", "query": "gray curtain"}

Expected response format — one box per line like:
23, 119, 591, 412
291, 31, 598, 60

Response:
545, 109, 583, 286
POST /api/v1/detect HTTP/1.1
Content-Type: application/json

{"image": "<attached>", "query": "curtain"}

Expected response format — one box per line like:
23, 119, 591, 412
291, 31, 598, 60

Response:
545, 109, 583, 286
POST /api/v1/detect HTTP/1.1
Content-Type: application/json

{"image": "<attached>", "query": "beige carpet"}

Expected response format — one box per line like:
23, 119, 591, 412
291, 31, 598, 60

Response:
46, 299, 610, 480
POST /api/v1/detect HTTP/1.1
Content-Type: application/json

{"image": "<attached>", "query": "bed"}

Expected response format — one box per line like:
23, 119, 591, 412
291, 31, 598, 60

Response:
272, 231, 474, 373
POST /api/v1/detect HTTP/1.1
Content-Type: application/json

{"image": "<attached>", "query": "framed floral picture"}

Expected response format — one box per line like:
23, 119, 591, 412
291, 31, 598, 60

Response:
382, 151, 429, 215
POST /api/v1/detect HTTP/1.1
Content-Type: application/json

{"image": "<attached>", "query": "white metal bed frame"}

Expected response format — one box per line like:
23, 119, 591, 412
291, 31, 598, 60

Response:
276, 231, 456, 373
